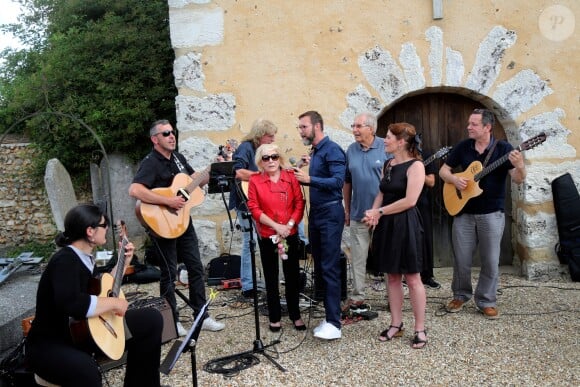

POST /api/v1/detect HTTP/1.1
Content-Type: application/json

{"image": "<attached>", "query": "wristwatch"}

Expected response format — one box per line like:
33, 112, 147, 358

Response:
288, 219, 295, 227
378, 208, 384, 215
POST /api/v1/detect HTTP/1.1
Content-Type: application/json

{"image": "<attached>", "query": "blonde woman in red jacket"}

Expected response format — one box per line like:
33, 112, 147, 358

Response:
247, 143, 306, 332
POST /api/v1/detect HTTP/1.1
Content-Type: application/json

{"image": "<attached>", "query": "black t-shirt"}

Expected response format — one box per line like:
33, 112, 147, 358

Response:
132, 148, 194, 189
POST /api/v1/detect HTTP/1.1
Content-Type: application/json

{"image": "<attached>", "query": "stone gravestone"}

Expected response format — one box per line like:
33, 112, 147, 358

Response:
44, 158, 77, 231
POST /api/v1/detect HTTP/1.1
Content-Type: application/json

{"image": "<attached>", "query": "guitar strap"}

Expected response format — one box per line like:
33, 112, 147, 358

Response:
482, 138, 498, 168
172, 153, 186, 173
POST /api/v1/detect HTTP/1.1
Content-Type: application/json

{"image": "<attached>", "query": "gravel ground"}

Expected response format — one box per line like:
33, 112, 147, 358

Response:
104, 265, 580, 386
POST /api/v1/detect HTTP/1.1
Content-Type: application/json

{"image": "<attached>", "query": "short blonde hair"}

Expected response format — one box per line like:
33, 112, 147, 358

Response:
254, 143, 287, 171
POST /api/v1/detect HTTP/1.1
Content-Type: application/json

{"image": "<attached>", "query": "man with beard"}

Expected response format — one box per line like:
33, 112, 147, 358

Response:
294, 111, 346, 340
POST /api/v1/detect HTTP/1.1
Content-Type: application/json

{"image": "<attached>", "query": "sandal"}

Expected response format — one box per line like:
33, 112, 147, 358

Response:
378, 322, 404, 342
411, 330, 428, 349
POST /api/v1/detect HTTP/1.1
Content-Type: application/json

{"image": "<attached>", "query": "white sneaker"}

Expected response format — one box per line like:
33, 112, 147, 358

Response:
176, 322, 187, 337
313, 319, 326, 334
313, 322, 341, 340
201, 317, 225, 332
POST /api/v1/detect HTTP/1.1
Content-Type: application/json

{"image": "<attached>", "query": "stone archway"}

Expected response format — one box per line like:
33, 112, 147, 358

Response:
377, 92, 513, 267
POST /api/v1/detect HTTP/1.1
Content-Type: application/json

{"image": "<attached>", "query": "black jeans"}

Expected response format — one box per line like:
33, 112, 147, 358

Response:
257, 233, 302, 323
153, 222, 206, 321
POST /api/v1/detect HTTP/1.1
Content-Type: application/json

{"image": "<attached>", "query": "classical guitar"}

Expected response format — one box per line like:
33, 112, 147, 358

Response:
135, 167, 209, 239
70, 221, 129, 360
424, 146, 452, 167
443, 133, 546, 216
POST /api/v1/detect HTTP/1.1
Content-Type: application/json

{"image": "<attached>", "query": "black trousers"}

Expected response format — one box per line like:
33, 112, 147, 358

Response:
27, 308, 163, 387
257, 233, 302, 323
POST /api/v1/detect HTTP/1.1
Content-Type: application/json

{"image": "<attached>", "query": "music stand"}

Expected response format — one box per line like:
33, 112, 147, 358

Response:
160, 300, 210, 387
207, 161, 235, 194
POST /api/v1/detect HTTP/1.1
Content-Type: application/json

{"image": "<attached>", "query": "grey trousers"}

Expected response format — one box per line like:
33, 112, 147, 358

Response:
348, 220, 372, 302
451, 211, 505, 308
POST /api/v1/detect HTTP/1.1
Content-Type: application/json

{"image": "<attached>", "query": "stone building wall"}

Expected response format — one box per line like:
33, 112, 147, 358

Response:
166, 0, 579, 280
0, 143, 56, 246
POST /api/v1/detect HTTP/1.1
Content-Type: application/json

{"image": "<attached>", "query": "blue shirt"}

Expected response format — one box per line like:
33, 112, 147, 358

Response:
308, 136, 346, 207
228, 140, 257, 210
345, 136, 391, 221
445, 137, 515, 214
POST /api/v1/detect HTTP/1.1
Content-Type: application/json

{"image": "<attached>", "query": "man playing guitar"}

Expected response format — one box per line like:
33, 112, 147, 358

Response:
439, 108, 526, 320
129, 119, 225, 336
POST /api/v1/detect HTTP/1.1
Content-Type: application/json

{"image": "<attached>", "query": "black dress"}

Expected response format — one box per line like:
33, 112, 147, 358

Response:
369, 159, 424, 274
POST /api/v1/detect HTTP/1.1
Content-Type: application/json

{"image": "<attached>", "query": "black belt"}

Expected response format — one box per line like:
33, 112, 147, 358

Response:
312, 200, 341, 210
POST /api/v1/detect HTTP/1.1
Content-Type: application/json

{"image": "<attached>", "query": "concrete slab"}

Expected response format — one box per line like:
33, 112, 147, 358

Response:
0, 267, 39, 353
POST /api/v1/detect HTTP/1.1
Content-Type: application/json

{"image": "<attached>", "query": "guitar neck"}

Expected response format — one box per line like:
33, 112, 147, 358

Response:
474, 145, 520, 182
111, 236, 129, 297
183, 168, 210, 195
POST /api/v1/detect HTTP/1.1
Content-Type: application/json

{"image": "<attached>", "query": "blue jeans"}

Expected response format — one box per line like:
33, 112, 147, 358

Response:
309, 202, 345, 329
451, 211, 505, 307
237, 210, 257, 291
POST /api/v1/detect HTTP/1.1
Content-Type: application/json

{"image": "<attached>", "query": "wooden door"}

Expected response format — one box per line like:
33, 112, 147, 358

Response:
377, 93, 513, 267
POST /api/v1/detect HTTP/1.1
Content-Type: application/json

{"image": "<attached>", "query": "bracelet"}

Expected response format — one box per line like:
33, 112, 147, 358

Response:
288, 220, 295, 227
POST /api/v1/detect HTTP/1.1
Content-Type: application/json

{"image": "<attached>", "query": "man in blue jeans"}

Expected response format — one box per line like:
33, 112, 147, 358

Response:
294, 110, 346, 340
229, 119, 278, 298
439, 109, 526, 319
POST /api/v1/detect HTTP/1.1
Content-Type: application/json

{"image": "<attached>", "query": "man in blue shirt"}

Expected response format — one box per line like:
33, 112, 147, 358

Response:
343, 112, 390, 313
294, 111, 346, 340
439, 109, 526, 319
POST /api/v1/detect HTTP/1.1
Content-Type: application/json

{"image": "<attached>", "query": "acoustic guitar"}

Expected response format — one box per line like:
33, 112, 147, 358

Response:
135, 167, 209, 239
70, 221, 129, 360
443, 133, 546, 216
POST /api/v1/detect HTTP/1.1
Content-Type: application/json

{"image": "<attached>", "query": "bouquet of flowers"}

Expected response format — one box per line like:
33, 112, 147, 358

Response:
269, 234, 288, 260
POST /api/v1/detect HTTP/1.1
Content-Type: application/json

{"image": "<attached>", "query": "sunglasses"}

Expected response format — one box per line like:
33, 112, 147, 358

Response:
95, 222, 108, 229
261, 154, 280, 162
155, 130, 175, 137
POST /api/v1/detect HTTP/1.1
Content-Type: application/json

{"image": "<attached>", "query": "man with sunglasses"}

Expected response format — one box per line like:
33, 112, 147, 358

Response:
129, 119, 225, 336
294, 111, 346, 340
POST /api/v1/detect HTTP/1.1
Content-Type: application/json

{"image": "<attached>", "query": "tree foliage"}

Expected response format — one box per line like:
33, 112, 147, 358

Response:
0, 0, 177, 181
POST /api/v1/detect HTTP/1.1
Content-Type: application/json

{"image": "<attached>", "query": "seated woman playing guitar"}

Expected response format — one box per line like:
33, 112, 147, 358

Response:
26, 204, 164, 387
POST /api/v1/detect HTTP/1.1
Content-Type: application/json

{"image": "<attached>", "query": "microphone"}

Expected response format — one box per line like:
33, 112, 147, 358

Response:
289, 156, 306, 169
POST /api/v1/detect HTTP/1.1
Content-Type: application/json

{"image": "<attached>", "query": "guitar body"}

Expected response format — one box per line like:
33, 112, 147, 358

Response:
443, 161, 484, 216
70, 274, 126, 360
86, 273, 126, 360
136, 173, 205, 239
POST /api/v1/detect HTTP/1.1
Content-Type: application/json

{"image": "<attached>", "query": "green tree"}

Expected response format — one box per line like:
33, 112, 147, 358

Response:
0, 0, 177, 181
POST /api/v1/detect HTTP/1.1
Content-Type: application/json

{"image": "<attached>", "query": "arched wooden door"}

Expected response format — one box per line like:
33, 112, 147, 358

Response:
377, 93, 513, 267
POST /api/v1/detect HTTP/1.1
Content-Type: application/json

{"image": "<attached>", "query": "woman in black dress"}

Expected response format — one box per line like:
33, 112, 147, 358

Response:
26, 204, 163, 386
363, 122, 428, 349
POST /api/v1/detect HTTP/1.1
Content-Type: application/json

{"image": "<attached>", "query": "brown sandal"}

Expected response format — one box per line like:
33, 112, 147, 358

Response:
378, 322, 404, 342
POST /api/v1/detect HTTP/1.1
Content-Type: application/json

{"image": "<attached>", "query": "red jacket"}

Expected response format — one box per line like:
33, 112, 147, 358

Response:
247, 169, 305, 238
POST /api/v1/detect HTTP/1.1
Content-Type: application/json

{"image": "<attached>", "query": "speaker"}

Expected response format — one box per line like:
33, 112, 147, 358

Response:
128, 297, 177, 344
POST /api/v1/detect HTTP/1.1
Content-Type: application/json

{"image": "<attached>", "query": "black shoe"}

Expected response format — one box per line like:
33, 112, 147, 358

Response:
242, 289, 256, 298
423, 278, 441, 289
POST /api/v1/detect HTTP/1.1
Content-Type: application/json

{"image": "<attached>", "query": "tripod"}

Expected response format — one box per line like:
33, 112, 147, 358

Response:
205, 177, 286, 372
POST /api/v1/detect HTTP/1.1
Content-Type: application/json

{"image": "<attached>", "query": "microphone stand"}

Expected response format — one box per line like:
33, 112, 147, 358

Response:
205, 178, 286, 372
